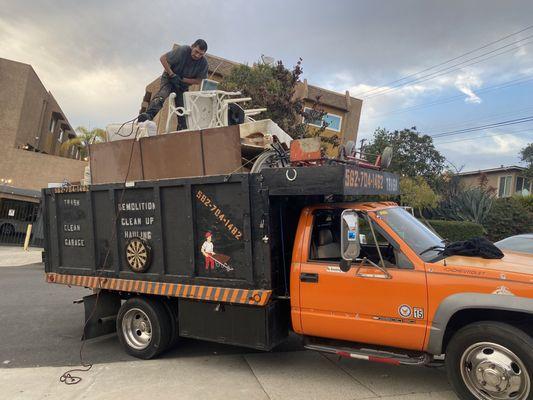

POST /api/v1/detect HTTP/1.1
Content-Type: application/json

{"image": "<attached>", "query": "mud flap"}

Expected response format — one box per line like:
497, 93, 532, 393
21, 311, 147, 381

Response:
82, 291, 121, 340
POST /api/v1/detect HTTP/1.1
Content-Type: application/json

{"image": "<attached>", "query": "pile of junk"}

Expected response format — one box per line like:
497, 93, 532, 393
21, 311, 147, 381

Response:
85, 81, 392, 185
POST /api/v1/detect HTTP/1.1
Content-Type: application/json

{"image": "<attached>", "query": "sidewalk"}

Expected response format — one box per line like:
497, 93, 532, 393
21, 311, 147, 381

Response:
0, 246, 43, 267
1, 351, 457, 400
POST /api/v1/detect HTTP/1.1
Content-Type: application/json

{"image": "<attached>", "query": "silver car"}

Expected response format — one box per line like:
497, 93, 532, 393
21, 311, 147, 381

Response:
495, 233, 533, 254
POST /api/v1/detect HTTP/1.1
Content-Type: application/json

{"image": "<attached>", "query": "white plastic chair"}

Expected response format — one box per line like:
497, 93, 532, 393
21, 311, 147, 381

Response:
165, 90, 266, 133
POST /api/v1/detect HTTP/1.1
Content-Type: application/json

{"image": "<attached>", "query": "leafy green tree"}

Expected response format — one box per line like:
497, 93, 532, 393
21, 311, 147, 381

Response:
219, 59, 330, 142
364, 127, 446, 186
520, 142, 533, 179
60, 126, 106, 159
400, 176, 439, 217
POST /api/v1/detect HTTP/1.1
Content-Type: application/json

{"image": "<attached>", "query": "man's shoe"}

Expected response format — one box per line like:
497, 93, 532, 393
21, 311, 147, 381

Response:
137, 112, 150, 122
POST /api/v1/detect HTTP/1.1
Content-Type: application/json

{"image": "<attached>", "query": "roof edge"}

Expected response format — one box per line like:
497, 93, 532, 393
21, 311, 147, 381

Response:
457, 165, 526, 176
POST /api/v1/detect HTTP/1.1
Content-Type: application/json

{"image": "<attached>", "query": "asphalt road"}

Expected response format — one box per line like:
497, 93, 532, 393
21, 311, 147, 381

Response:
0, 263, 303, 369
0, 262, 456, 399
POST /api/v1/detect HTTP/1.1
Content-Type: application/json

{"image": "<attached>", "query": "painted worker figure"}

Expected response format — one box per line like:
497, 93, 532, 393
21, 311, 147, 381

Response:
138, 39, 209, 130
201, 231, 216, 271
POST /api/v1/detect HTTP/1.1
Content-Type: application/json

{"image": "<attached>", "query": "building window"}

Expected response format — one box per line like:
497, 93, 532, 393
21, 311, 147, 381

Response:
498, 175, 513, 198
515, 176, 531, 195
303, 107, 343, 132
49, 116, 57, 133
58, 128, 64, 143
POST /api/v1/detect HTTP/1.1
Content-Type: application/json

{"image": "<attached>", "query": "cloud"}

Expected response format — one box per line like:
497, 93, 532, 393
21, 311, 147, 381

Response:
435, 132, 531, 170
437, 132, 529, 156
1, 0, 533, 171
491, 134, 528, 153
454, 72, 482, 103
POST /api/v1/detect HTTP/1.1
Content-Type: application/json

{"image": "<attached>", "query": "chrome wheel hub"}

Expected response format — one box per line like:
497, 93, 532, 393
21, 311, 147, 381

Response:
122, 308, 152, 350
461, 342, 530, 399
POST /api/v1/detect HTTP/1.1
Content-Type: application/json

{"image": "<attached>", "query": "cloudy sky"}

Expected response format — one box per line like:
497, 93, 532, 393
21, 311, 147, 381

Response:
1, 0, 532, 171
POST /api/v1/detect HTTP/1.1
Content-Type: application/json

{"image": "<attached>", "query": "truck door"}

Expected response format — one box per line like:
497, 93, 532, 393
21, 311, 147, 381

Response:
298, 208, 428, 351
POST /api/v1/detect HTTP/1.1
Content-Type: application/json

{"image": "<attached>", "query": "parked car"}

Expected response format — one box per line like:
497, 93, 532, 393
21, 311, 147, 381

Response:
495, 234, 533, 254
0, 218, 30, 236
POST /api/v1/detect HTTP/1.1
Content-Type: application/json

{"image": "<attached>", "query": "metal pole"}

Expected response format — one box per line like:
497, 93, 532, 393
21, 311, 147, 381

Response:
23, 224, 33, 251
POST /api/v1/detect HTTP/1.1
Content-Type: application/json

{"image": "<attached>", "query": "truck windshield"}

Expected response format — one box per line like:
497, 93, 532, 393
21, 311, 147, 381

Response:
374, 207, 444, 262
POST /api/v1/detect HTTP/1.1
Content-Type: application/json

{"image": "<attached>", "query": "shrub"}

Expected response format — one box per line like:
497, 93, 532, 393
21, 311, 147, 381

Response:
513, 194, 533, 213
430, 187, 493, 224
484, 197, 533, 241
423, 219, 485, 242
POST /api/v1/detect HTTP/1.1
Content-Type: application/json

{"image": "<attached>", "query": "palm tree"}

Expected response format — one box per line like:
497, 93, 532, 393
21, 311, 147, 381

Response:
60, 126, 107, 159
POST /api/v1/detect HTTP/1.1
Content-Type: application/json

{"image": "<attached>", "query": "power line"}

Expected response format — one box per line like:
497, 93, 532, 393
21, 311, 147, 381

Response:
354, 24, 533, 98
434, 127, 533, 145
425, 104, 533, 132
363, 35, 533, 100
428, 115, 533, 138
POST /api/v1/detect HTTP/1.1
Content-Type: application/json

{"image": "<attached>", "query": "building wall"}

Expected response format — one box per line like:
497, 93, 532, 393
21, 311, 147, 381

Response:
302, 100, 363, 155
15, 65, 48, 151
0, 58, 87, 194
295, 81, 362, 151
1, 58, 76, 158
0, 59, 29, 150
458, 170, 529, 197
0, 148, 86, 191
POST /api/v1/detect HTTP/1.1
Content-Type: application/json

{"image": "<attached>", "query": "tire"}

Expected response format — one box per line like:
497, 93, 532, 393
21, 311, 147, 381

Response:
0, 224, 15, 236
116, 297, 172, 359
161, 299, 180, 349
445, 321, 533, 400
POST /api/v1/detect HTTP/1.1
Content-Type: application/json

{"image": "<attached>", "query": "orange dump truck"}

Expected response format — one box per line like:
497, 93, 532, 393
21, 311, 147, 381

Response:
43, 163, 533, 400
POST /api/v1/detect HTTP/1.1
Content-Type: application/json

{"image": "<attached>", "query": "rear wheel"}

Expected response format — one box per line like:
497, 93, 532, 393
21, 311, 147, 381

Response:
116, 297, 171, 359
446, 321, 532, 400
161, 299, 180, 348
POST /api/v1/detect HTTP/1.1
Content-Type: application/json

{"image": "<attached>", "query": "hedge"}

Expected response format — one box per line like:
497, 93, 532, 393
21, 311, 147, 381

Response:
423, 219, 485, 242
483, 197, 533, 242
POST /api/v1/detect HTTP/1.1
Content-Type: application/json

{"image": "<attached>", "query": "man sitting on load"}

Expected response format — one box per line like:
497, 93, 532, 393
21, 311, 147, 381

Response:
138, 39, 209, 130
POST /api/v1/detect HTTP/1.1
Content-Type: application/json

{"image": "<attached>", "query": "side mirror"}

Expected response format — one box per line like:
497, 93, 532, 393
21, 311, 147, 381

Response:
340, 209, 360, 272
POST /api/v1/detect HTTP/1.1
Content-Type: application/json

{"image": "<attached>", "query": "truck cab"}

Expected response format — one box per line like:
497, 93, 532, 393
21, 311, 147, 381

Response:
291, 202, 533, 400
292, 202, 430, 350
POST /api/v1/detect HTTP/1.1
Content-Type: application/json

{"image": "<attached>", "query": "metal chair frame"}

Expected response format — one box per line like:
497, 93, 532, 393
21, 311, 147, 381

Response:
165, 90, 266, 133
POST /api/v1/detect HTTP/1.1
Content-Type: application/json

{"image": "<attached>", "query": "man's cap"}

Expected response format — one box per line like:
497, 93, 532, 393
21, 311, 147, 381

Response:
205, 231, 212, 238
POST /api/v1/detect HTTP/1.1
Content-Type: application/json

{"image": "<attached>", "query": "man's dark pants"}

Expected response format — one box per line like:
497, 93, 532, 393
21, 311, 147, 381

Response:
145, 79, 187, 130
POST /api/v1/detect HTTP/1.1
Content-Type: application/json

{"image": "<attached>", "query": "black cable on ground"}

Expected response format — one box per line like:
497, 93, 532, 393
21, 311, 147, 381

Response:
59, 117, 140, 385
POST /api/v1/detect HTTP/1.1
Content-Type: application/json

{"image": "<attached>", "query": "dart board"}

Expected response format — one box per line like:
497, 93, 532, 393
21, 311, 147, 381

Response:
125, 238, 152, 273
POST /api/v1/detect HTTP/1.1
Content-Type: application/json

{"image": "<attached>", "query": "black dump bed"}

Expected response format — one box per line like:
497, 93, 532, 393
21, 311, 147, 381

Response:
43, 164, 399, 293
43, 164, 399, 350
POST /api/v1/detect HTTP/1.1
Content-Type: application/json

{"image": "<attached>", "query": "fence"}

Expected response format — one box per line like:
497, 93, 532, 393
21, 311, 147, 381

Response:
0, 198, 43, 247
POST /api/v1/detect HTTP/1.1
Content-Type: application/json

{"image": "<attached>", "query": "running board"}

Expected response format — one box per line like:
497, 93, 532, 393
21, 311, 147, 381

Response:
305, 342, 432, 366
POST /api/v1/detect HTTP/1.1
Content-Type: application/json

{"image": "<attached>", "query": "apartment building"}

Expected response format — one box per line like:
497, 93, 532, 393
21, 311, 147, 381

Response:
0, 58, 87, 242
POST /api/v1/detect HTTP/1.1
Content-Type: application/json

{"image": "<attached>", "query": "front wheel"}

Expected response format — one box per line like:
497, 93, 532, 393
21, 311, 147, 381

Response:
116, 297, 172, 359
446, 321, 532, 400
